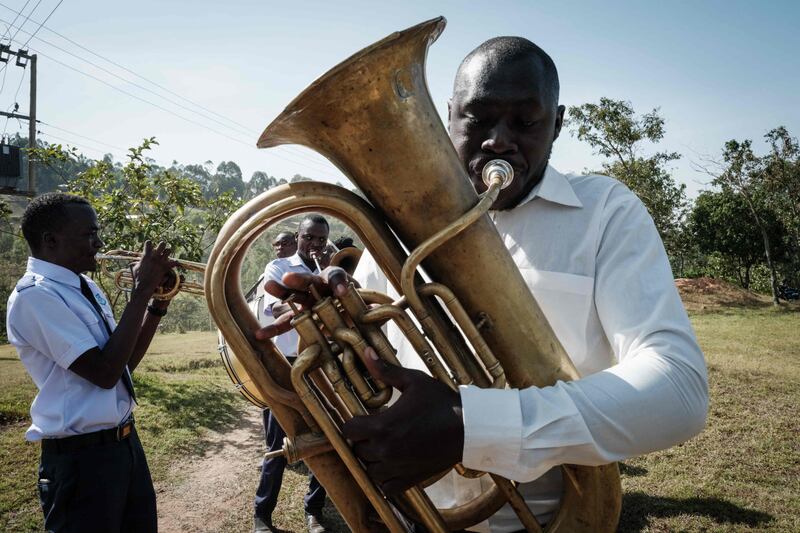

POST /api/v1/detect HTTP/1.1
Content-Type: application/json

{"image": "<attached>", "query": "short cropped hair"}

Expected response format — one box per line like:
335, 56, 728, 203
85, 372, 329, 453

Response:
299, 213, 329, 231
456, 36, 560, 105
333, 236, 354, 249
20, 192, 91, 252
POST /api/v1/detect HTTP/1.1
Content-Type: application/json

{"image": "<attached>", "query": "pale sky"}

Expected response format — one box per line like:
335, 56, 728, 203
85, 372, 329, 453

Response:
0, 0, 797, 198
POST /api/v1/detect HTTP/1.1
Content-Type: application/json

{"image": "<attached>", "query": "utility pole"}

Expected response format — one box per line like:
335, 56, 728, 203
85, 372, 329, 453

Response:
0, 44, 38, 196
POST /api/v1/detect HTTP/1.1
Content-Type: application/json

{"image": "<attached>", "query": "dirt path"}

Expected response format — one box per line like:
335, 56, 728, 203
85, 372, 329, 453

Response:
156, 405, 265, 532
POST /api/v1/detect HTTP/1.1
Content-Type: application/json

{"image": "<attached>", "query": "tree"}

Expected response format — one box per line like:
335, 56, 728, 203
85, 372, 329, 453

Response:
567, 98, 687, 251
180, 162, 213, 194
208, 161, 245, 199
0, 198, 10, 224
709, 139, 782, 304
11, 134, 94, 193
31, 138, 241, 262
689, 189, 786, 289
762, 127, 800, 278
247, 170, 278, 199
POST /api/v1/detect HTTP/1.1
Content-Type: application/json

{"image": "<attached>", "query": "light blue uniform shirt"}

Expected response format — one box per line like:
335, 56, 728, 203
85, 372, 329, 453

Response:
6, 257, 133, 441
262, 252, 318, 357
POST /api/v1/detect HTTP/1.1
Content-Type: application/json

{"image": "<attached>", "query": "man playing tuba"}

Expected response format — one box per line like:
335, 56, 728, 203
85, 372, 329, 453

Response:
261, 36, 708, 532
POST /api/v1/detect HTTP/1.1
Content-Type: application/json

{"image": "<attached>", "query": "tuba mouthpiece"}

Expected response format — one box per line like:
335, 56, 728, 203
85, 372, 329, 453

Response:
482, 159, 514, 189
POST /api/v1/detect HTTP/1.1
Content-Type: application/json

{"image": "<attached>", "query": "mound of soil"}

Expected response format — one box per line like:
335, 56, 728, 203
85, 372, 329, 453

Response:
675, 277, 770, 312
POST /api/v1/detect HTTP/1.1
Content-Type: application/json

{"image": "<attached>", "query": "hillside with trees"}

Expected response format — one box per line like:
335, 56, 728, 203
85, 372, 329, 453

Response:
1, 105, 798, 339
0, 135, 359, 340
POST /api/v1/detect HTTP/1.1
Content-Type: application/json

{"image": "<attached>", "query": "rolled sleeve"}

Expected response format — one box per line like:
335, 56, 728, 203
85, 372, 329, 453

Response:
8, 289, 98, 369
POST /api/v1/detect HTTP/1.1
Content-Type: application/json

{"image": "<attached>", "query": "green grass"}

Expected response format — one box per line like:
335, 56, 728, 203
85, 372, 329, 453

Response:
2, 311, 799, 532
618, 308, 800, 532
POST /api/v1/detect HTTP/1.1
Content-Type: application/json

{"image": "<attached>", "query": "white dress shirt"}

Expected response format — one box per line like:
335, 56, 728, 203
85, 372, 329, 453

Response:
6, 257, 133, 441
353, 166, 708, 532
263, 253, 319, 357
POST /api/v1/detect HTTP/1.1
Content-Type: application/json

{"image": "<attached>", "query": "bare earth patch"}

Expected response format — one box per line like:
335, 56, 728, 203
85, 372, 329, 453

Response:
675, 277, 771, 312
156, 405, 263, 532
154, 403, 346, 533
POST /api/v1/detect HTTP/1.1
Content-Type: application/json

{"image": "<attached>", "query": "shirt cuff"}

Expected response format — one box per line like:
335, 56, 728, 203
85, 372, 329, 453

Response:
460, 385, 522, 474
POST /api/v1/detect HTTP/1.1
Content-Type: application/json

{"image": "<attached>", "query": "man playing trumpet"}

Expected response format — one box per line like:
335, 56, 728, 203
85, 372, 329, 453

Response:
255, 215, 333, 533
6, 192, 178, 532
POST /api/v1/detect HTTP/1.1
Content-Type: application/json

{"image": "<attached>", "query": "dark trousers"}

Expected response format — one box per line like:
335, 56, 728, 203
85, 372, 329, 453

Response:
37, 426, 157, 533
254, 408, 327, 519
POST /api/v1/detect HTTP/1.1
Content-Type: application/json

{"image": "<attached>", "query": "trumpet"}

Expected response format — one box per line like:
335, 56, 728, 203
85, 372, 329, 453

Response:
96, 249, 206, 300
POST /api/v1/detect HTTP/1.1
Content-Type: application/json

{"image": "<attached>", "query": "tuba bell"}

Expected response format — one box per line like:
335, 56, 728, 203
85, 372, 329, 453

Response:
205, 17, 621, 532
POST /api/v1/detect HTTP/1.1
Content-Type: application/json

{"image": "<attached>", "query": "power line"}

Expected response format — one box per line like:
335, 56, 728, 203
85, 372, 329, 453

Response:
9, 57, 26, 101
0, 4, 340, 177
6, 0, 41, 47
0, 2, 338, 176
0, 62, 8, 93
8, 38, 258, 148
0, 0, 30, 43
38, 121, 128, 152
0, 11, 340, 180
7, 42, 338, 177
0, 16, 257, 139
0, 10, 342, 179
18, 0, 63, 50
3, 66, 25, 136
38, 129, 124, 158
0, 1, 256, 136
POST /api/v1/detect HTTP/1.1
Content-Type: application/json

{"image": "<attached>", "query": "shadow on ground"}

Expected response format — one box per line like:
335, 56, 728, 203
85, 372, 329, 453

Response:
133, 375, 247, 458
618, 462, 648, 477
618, 492, 774, 532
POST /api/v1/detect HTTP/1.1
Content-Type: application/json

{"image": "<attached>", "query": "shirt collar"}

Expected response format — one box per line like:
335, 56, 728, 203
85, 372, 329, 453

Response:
514, 165, 583, 209
27, 257, 83, 288
286, 252, 317, 273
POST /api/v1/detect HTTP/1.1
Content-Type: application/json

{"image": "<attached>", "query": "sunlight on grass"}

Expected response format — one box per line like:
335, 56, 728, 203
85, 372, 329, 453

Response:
618, 309, 800, 532
1, 313, 799, 532
0, 331, 250, 532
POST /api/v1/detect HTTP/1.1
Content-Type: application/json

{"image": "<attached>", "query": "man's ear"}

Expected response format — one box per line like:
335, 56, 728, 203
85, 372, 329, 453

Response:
41, 231, 57, 250
553, 104, 566, 141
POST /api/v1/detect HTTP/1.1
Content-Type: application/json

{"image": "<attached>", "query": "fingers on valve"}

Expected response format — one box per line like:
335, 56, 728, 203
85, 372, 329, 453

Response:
264, 279, 292, 300
254, 315, 294, 340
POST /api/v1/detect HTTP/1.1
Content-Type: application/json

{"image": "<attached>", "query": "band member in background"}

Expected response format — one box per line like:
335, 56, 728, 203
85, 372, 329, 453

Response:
332, 236, 355, 250
254, 215, 331, 533
6, 192, 177, 532
271, 231, 298, 260
259, 37, 708, 531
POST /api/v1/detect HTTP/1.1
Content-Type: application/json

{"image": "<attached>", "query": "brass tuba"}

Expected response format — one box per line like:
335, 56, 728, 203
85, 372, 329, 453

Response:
205, 17, 621, 532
